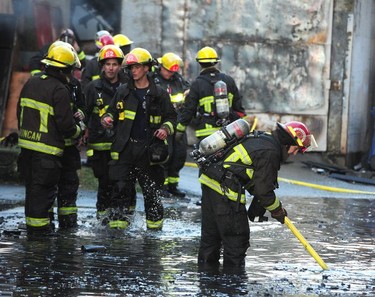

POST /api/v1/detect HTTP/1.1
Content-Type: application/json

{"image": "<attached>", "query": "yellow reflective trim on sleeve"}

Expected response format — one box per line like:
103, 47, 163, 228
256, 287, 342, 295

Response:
163, 121, 174, 134
26, 217, 50, 227
86, 149, 94, 157
199, 95, 214, 113
88, 142, 112, 151
150, 115, 162, 124
195, 126, 220, 138
265, 197, 281, 211
177, 123, 187, 132
77, 51, 86, 60
91, 75, 100, 81
124, 109, 136, 120
111, 152, 119, 160
199, 173, 246, 203
73, 125, 81, 139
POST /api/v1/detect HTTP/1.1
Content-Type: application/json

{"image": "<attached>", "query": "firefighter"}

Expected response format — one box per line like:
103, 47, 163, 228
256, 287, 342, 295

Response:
197, 120, 318, 267
31, 41, 86, 229
175, 46, 246, 143
29, 28, 86, 76
101, 47, 177, 230
81, 31, 114, 90
113, 33, 133, 56
153, 52, 190, 198
113, 33, 134, 85
46, 41, 87, 229
17, 44, 82, 235
83, 44, 128, 219
176, 46, 246, 204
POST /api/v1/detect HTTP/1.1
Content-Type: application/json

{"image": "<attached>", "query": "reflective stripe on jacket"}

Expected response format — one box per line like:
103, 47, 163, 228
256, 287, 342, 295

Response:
84, 73, 127, 153
104, 75, 177, 161
177, 67, 245, 136
17, 74, 80, 156
199, 173, 246, 203
200, 132, 284, 210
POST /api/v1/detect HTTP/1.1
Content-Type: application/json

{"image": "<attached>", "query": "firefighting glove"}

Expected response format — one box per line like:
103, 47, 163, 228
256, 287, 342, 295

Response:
270, 204, 288, 224
0, 132, 18, 147
175, 131, 184, 143
247, 197, 267, 222
101, 116, 113, 129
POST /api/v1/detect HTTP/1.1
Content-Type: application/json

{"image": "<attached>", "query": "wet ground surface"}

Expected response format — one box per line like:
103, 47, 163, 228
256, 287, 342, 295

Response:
0, 159, 374, 296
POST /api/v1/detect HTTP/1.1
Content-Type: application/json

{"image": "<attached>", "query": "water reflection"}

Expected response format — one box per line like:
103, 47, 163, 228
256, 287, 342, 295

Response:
0, 197, 373, 296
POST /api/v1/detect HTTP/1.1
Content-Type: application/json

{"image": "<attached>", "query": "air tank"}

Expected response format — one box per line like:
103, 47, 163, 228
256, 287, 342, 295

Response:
214, 80, 230, 119
198, 118, 251, 156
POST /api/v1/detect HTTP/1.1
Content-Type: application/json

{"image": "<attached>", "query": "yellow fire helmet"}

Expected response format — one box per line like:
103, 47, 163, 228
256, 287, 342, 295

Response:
125, 47, 153, 66
98, 44, 124, 64
47, 41, 81, 68
195, 46, 220, 63
113, 34, 134, 47
160, 52, 182, 72
41, 44, 78, 68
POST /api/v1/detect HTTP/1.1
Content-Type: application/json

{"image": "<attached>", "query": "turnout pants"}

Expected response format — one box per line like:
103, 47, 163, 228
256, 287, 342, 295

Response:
57, 145, 80, 228
18, 149, 61, 234
198, 184, 250, 266
89, 150, 114, 213
108, 140, 164, 229
164, 134, 187, 187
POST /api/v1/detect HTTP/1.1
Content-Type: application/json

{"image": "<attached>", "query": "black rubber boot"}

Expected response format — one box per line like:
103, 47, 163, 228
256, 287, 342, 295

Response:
58, 214, 78, 229
168, 184, 186, 198
160, 185, 172, 198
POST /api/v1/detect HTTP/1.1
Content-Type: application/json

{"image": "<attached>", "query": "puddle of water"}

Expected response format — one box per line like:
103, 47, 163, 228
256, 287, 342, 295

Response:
0, 196, 374, 296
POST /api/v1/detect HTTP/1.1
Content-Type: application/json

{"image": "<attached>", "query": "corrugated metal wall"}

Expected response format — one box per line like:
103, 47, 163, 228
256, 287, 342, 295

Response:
343, 1, 375, 165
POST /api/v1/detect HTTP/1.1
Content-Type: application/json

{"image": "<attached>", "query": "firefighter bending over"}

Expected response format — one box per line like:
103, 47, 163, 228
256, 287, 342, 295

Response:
193, 119, 318, 267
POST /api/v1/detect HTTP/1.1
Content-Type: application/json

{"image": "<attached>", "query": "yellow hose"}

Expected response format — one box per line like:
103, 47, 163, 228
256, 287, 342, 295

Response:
250, 116, 258, 132
185, 164, 375, 195
278, 177, 375, 195
285, 217, 329, 270
185, 162, 198, 168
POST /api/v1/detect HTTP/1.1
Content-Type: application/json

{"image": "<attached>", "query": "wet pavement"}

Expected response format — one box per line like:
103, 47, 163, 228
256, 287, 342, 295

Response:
0, 153, 374, 296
